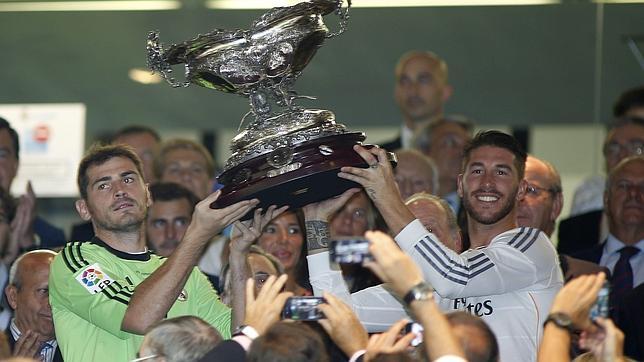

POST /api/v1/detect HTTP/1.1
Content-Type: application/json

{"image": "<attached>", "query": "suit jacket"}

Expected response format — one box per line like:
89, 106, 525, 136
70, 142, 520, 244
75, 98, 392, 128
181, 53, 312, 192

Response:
571, 243, 603, 264
6, 328, 64, 362
557, 209, 603, 254
379, 135, 401, 152
617, 284, 644, 360
34, 216, 66, 249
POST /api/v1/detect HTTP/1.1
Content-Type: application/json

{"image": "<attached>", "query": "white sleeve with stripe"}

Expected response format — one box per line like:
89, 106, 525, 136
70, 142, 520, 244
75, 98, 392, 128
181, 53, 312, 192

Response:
395, 219, 557, 299
307, 252, 409, 332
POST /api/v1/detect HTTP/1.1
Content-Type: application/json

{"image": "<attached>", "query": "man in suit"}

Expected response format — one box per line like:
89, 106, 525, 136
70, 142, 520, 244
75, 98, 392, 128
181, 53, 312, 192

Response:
4, 249, 62, 361
517, 155, 605, 280
381, 51, 452, 151
574, 156, 643, 309
0, 117, 65, 252
558, 116, 644, 254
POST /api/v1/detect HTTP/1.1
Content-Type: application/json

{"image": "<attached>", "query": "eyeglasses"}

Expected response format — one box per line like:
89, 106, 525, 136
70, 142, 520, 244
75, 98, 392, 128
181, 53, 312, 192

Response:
525, 184, 559, 197
130, 354, 159, 362
603, 141, 644, 158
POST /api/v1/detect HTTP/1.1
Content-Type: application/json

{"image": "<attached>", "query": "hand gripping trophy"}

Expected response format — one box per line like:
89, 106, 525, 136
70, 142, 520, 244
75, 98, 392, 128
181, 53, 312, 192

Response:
147, 0, 394, 211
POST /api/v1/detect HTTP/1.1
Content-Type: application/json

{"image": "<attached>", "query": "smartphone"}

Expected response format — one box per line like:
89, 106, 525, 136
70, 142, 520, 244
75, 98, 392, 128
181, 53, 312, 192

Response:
282, 297, 325, 321
589, 281, 610, 320
404, 322, 424, 347
329, 238, 372, 264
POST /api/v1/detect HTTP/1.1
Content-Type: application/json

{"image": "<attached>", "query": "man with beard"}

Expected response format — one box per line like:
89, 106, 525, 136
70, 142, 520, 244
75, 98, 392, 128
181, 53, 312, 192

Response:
339, 131, 563, 362
48, 145, 259, 362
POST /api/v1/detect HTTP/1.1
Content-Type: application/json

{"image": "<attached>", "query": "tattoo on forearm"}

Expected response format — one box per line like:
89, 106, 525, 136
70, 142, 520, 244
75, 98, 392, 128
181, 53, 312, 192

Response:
305, 220, 331, 252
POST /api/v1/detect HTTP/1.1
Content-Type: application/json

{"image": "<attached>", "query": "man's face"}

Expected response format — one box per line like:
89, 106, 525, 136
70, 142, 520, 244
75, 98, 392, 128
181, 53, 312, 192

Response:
605, 159, 644, 235
517, 157, 562, 236
458, 146, 524, 226
407, 199, 461, 252
6, 253, 55, 341
112, 132, 159, 184
146, 198, 192, 257
603, 124, 644, 172
426, 123, 471, 192
394, 56, 450, 126
77, 157, 150, 233
0, 129, 18, 192
394, 154, 435, 200
160, 148, 213, 200
329, 192, 371, 238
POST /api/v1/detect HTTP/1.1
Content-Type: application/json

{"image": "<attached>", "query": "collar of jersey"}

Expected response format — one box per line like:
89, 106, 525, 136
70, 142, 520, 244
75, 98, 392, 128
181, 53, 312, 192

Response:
91, 237, 152, 261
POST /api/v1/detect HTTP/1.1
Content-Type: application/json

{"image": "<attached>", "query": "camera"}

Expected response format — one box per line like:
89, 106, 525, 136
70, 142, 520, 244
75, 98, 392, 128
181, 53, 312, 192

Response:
329, 238, 372, 264
282, 297, 325, 321
404, 322, 424, 347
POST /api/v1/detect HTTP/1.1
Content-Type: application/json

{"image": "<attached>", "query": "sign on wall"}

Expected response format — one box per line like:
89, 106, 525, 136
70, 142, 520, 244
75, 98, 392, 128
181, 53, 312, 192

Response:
0, 104, 85, 197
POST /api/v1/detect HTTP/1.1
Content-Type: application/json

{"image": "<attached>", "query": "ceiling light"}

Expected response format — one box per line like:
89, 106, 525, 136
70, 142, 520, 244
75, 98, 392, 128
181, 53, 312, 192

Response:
129, 68, 163, 84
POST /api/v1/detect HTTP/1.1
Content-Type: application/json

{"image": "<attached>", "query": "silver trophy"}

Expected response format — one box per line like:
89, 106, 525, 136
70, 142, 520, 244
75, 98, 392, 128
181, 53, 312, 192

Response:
147, 0, 393, 211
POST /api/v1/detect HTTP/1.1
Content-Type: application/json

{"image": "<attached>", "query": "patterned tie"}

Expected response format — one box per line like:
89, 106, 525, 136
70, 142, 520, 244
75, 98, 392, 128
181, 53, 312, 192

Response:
610, 246, 640, 307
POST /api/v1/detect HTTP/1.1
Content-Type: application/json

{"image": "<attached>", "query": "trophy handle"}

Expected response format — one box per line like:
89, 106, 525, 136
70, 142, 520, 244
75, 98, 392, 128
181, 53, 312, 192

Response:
326, 0, 352, 39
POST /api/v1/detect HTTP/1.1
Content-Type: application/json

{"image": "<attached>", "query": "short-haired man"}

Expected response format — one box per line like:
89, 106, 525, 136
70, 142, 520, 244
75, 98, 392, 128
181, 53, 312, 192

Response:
381, 51, 453, 151
393, 149, 439, 200
49, 145, 258, 362
517, 155, 604, 281
405, 192, 462, 253
146, 182, 224, 290
71, 125, 162, 242
5, 250, 62, 361
339, 131, 563, 361
154, 139, 216, 200
0, 117, 65, 251
560, 117, 644, 254
446, 311, 499, 362
146, 182, 199, 257
413, 116, 474, 212
138, 316, 222, 362
111, 125, 161, 184
574, 156, 643, 307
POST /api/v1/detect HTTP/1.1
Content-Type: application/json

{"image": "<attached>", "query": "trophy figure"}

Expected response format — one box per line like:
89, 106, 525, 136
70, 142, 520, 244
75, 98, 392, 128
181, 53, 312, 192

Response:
147, 0, 394, 211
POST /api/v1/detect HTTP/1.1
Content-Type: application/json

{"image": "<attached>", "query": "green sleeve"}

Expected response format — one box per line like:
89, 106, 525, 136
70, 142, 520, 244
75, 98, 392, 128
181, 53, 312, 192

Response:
188, 267, 232, 339
49, 242, 135, 340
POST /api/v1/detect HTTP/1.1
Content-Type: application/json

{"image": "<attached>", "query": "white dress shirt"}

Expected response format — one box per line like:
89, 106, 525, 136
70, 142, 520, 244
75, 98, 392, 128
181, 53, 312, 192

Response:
599, 234, 644, 288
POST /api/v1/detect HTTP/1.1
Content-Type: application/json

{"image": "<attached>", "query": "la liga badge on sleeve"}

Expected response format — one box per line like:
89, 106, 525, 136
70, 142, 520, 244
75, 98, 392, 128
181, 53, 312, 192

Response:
76, 263, 115, 294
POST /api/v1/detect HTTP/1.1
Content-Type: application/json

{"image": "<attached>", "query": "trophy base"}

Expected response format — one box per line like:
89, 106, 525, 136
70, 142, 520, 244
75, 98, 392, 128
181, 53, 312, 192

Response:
212, 132, 393, 218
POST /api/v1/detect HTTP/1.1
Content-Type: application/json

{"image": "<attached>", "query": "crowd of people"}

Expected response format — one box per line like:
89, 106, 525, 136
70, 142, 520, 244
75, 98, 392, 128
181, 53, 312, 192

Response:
0, 50, 641, 362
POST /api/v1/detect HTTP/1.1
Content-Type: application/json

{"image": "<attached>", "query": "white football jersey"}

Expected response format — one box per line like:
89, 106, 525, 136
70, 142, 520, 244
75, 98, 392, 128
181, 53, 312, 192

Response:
396, 220, 563, 362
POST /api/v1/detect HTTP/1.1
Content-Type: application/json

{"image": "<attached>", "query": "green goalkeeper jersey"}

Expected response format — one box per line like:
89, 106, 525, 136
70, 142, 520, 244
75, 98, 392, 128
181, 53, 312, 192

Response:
49, 238, 231, 362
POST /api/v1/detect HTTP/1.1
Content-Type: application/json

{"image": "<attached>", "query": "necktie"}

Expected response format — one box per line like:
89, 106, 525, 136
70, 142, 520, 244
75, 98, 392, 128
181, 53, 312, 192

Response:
610, 246, 640, 306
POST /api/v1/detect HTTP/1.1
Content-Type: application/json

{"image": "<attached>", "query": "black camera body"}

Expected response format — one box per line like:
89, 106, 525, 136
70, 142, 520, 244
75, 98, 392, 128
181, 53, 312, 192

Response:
329, 238, 372, 264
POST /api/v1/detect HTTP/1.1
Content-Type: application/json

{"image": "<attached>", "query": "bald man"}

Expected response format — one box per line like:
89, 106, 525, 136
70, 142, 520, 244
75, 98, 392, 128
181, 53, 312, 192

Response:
382, 51, 453, 151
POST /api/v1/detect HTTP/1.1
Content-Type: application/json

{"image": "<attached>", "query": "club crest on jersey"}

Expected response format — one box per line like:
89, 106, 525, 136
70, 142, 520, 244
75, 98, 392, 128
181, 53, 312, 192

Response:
76, 263, 114, 294
177, 290, 188, 302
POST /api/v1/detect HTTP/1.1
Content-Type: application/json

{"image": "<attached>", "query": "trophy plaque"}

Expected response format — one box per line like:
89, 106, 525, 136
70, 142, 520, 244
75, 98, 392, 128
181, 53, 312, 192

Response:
147, 0, 395, 211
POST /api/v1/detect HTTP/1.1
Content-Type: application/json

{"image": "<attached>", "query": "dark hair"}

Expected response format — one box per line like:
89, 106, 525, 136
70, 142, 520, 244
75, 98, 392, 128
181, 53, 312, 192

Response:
77, 144, 144, 200
247, 322, 328, 362
447, 311, 499, 362
613, 86, 644, 117
110, 125, 161, 143
462, 130, 527, 180
0, 117, 20, 161
149, 182, 199, 210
